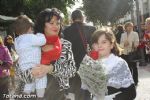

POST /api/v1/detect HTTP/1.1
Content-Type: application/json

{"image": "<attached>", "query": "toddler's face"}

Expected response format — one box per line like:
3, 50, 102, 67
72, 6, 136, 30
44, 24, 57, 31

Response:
92, 34, 113, 58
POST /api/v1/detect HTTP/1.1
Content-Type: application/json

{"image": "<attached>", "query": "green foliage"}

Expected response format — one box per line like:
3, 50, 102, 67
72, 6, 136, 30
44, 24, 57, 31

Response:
0, 0, 76, 19
83, 0, 132, 24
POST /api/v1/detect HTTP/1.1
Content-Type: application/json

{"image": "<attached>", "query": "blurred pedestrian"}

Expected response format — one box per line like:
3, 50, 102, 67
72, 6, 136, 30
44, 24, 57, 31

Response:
120, 22, 139, 86
0, 36, 13, 100
115, 25, 124, 44
4, 35, 18, 90
63, 9, 96, 100
144, 17, 150, 63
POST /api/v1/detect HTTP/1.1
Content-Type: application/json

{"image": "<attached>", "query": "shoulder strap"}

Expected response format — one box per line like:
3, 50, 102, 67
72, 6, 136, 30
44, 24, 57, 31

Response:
76, 24, 90, 53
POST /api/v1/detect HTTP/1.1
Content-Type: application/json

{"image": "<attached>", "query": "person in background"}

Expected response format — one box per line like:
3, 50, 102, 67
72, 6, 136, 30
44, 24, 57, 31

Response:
4, 35, 15, 53
144, 17, 150, 63
91, 27, 136, 100
0, 36, 13, 100
63, 9, 96, 100
115, 25, 124, 44
14, 15, 47, 100
4, 35, 18, 63
14, 8, 76, 100
120, 22, 139, 86
4, 35, 18, 90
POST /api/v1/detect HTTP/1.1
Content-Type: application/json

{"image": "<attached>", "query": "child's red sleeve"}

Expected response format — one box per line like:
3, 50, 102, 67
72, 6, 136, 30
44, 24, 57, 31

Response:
41, 38, 62, 64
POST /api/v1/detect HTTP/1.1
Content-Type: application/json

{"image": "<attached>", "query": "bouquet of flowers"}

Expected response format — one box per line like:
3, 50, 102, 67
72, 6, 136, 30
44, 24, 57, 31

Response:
78, 53, 107, 99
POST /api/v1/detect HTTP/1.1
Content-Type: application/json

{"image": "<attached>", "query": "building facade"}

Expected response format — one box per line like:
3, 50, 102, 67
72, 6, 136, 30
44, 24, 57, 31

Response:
117, 0, 150, 25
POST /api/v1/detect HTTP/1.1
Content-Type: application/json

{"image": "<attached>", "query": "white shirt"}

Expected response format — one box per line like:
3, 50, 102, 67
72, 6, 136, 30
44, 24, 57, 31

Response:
15, 33, 46, 71
101, 54, 134, 89
120, 31, 139, 55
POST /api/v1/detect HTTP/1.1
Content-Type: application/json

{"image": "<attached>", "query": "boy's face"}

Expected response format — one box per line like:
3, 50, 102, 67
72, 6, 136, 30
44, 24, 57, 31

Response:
92, 34, 113, 58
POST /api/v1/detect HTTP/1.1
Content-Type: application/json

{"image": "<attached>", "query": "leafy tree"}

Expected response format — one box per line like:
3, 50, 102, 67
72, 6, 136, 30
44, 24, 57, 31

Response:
82, 0, 132, 24
0, 0, 76, 19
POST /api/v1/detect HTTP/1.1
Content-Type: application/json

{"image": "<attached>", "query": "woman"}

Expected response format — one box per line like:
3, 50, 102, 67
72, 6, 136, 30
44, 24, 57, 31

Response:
0, 36, 13, 100
14, 8, 76, 100
120, 22, 139, 86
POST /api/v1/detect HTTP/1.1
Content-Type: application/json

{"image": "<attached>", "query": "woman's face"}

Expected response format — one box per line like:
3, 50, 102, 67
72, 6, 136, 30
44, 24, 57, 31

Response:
92, 34, 113, 58
44, 16, 60, 36
126, 25, 133, 33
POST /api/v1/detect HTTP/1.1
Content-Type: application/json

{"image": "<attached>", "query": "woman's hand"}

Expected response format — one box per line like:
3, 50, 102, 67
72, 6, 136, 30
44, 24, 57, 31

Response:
31, 64, 54, 78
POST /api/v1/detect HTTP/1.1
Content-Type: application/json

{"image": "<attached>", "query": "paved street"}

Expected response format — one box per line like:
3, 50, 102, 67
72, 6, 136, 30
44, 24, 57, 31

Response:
135, 64, 150, 100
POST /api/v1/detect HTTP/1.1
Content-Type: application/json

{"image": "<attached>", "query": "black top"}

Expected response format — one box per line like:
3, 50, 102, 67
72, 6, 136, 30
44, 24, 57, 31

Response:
63, 22, 96, 69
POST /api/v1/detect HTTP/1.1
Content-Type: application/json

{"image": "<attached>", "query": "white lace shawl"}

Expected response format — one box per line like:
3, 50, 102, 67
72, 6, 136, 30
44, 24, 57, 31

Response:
102, 54, 134, 89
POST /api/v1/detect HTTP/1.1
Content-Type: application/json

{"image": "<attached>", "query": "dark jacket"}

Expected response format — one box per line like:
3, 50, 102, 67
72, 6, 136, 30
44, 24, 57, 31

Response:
63, 22, 96, 69
116, 31, 124, 44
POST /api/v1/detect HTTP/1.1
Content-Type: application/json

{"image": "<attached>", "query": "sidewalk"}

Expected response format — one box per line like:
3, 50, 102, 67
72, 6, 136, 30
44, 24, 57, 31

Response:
135, 63, 150, 100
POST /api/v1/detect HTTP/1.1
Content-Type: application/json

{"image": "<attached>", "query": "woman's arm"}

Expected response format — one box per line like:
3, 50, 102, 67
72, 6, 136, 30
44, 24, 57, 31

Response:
15, 64, 34, 83
15, 63, 54, 83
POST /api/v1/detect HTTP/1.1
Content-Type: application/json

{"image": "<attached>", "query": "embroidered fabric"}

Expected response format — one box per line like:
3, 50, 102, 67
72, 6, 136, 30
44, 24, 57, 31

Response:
105, 55, 134, 89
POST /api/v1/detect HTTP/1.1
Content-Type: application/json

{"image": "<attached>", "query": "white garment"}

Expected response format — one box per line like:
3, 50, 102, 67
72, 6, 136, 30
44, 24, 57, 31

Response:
15, 33, 47, 91
101, 54, 134, 89
120, 31, 139, 55
93, 92, 121, 100
15, 33, 46, 71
